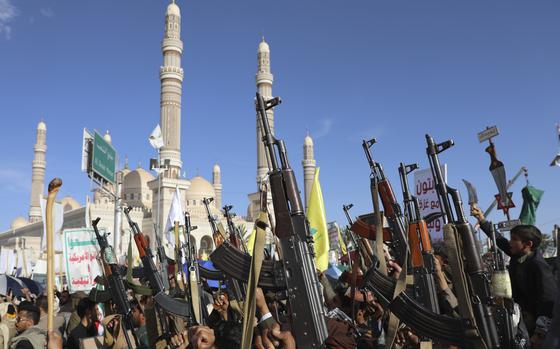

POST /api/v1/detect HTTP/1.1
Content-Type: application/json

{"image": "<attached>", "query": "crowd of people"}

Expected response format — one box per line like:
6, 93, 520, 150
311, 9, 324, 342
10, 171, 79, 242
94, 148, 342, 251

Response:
0, 210, 557, 348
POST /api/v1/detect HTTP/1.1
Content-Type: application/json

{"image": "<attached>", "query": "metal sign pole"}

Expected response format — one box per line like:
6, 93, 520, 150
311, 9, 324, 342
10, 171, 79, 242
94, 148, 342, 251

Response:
113, 170, 122, 259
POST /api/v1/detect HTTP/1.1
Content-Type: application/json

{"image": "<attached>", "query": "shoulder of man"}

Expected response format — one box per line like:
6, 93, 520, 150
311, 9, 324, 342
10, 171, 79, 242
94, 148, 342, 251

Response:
13, 339, 34, 349
528, 251, 553, 271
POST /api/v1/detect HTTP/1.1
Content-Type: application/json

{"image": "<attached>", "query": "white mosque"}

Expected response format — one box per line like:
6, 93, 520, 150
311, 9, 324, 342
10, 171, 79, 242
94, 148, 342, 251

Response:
0, 1, 317, 276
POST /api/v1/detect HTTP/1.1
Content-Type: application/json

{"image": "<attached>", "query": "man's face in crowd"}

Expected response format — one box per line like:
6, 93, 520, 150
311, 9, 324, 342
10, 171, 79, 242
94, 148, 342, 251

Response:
60, 291, 70, 305
15, 311, 33, 333
509, 234, 531, 256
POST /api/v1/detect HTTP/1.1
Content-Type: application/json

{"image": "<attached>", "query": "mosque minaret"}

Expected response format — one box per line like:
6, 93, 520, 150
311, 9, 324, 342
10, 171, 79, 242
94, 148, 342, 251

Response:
0, 2, 254, 266
212, 164, 222, 209
159, 0, 184, 179
255, 38, 275, 184
247, 38, 275, 221
148, 1, 190, 236
28, 121, 46, 223
302, 133, 316, 210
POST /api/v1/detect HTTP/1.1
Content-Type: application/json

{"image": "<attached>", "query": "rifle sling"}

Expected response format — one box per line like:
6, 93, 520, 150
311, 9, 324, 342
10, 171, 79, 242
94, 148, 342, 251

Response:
386, 245, 408, 348
443, 224, 487, 349
189, 264, 202, 325
241, 212, 268, 349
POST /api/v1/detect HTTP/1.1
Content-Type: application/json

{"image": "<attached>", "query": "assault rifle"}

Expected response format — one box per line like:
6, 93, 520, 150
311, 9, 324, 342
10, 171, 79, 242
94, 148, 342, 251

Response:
92, 218, 138, 349
426, 134, 500, 348
362, 138, 409, 266
223, 205, 248, 253
202, 197, 226, 247
183, 212, 208, 326
155, 234, 170, 290
342, 204, 374, 270
256, 92, 328, 347
361, 137, 502, 347
202, 198, 245, 302
123, 206, 191, 322
398, 162, 440, 314
489, 223, 517, 347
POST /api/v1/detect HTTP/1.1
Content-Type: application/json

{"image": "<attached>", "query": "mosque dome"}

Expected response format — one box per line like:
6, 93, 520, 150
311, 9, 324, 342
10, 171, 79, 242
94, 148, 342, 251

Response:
167, 2, 180, 16
124, 168, 155, 189
37, 121, 46, 131
11, 216, 28, 230
60, 196, 82, 212
123, 167, 155, 209
185, 176, 215, 202
258, 38, 269, 53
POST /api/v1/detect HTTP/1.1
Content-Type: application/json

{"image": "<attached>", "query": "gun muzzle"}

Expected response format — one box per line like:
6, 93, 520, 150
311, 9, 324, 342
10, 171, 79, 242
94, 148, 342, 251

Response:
265, 97, 281, 109
364, 138, 377, 148
437, 140, 454, 153
406, 163, 419, 173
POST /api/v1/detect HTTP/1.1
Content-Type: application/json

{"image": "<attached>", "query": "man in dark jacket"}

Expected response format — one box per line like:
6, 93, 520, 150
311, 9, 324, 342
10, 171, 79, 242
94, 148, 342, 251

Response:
66, 298, 97, 349
472, 206, 556, 344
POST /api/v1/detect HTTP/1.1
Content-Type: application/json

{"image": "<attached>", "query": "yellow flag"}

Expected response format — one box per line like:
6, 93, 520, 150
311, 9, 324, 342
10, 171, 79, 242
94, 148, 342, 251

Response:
307, 168, 330, 272
246, 226, 257, 256
337, 225, 347, 256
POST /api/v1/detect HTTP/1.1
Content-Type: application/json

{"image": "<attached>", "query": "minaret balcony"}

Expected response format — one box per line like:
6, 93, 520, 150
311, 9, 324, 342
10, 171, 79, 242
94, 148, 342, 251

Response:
256, 72, 273, 85
32, 160, 47, 168
161, 39, 183, 53
160, 66, 184, 80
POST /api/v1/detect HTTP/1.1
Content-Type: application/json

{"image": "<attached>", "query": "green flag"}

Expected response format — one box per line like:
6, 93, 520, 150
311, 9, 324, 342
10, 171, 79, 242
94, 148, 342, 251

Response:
519, 185, 544, 225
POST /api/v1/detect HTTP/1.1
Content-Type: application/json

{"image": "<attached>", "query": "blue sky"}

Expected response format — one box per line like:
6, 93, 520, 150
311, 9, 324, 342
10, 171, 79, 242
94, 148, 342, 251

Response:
1, 0, 559, 236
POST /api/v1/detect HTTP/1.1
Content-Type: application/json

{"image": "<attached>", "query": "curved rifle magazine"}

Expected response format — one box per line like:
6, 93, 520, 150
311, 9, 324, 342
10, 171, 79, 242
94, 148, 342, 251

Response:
210, 242, 286, 291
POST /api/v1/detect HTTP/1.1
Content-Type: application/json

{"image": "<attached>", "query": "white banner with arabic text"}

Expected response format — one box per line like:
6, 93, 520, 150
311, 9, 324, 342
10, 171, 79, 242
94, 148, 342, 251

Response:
413, 165, 447, 241
63, 228, 102, 293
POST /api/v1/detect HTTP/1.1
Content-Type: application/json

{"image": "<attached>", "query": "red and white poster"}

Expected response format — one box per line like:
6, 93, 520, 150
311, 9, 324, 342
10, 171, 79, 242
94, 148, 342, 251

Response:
413, 165, 447, 241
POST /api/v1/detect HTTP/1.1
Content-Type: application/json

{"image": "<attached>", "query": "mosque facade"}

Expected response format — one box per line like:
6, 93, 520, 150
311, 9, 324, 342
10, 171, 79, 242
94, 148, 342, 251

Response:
0, 1, 317, 277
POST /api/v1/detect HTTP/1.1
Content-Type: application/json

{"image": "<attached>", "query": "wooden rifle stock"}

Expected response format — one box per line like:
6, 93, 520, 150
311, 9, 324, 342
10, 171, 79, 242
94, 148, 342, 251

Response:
134, 234, 147, 258
350, 213, 392, 241
418, 220, 432, 252
362, 140, 408, 265
408, 223, 424, 268
378, 180, 397, 217
203, 197, 225, 247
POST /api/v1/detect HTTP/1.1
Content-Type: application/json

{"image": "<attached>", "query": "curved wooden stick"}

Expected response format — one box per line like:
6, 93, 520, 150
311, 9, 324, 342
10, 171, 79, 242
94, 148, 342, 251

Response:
46, 178, 62, 333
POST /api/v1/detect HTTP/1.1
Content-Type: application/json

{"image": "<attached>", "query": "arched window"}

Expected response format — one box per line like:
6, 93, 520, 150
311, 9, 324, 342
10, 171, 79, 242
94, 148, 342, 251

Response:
200, 235, 214, 256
